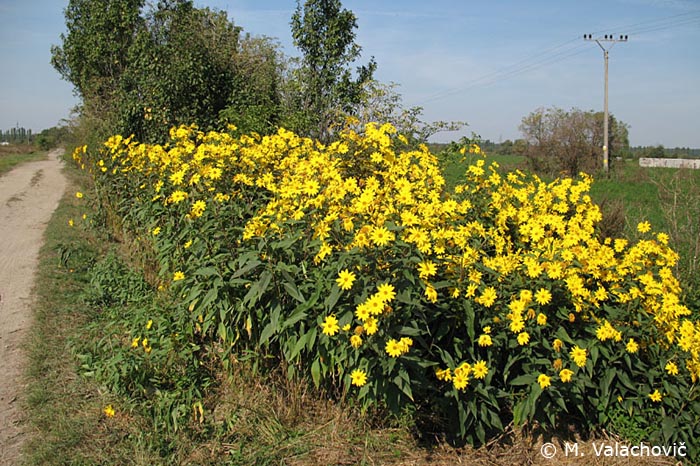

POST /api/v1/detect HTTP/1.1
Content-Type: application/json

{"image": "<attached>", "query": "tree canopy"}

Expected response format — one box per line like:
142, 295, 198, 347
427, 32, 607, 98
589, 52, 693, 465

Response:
518, 107, 630, 176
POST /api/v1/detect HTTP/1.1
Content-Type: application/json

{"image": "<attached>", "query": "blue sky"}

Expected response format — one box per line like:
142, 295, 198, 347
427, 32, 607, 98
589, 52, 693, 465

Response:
1, 0, 699, 147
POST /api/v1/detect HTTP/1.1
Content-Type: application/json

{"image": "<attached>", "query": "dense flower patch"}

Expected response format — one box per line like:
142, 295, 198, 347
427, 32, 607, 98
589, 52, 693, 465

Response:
73, 122, 700, 451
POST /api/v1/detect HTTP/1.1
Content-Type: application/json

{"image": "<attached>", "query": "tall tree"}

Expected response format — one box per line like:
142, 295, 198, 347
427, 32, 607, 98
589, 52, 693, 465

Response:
51, 0, 145, 141
51, 0, 144, 100
289, 0, 376, 142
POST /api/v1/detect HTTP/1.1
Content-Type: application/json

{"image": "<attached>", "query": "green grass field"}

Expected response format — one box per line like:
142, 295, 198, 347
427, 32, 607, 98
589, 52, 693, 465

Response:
0, 145, 47, 175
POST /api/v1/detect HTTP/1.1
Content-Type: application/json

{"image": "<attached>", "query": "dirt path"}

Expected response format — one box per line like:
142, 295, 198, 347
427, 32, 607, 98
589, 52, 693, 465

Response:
0, 149, 67, 464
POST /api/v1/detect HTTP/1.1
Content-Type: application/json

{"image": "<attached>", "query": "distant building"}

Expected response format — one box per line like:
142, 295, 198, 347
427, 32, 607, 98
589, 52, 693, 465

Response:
639, 158, 700, 169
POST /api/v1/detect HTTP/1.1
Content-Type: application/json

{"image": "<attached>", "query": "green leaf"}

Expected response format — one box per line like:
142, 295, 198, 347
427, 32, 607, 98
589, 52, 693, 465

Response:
393, 367, 414, 401
243, 270, 271, 306
282, 287, 320, 329
232, 258, 261, 278
194, 266, 219, 278
325, 285, 341, 312
198, 286, 219, 313
283, 281, 305, 303
661, 416, 676, 440
311, 358, 321, 388
290, 332, 309, 360
510, 373, 537, 386
259, 304, 281, 345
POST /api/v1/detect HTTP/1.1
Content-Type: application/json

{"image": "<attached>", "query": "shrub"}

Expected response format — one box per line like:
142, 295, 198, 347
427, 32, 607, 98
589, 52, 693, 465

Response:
73, 122, 700, 458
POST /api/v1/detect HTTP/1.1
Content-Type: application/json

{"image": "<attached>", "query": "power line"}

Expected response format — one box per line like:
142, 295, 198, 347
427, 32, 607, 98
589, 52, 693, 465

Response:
418, 40, 588, 104
413, 10, 700, 106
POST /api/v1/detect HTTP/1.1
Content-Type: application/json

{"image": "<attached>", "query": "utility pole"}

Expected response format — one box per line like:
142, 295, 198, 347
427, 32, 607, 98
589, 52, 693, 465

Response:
584, 33, 628, 173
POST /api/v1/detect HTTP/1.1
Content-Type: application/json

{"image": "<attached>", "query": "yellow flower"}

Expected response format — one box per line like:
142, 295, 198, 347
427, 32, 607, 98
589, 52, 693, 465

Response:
314, 242, 333, 263
509, 317, 525, 333
103, 405, 115, 417
173, 271, 185, 281
665, 361, 679, 376
637, 221, 651, 233
399, 337, 413, 353
538, 374, 551, 389
534, 288, 552, 306
75, 191, 83, 199
350, 334, 362, 349
435, 367, 452, 381
152, 226, 161, 236
517, 332, 530, 345
425, 284, 438, 302
366, 297, 384, 317
476, 286, 497, 307
417, 261, 437, 279
626, 338, 639, 353
190, 200, 207, 218
370, 225, 394, 247
364, 317, 378, 335
68, 219, 74, 227
385, 339, 404, 357
478, 334, 492, 347
336, 269, 356, 290
350, 369, 367, 387
169, 190, 188, 204
559, 368, 574, 383
648, 389, 662, 402
130, 337, 140, 348
184, 239, 193, 249
376, 283, 396, 302
536, 313, 547, 325
146, 319, 153, 330
321, 315, 340, 336
472, 360, 488, 379
453, 372, 469, 390
570, 345, 587, 368
355, 302, 370, 321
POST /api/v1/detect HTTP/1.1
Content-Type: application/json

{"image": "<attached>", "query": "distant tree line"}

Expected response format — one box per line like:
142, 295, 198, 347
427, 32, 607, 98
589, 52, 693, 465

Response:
1, 126, 34, 143
477, 139, 700, 161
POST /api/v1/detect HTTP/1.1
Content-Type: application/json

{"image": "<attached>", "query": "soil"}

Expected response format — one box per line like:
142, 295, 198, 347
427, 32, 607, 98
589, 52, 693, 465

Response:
0, 149, 67, 464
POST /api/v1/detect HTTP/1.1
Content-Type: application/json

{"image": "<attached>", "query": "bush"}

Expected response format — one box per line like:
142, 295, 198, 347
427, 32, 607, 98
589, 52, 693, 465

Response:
73, 122, 700, 458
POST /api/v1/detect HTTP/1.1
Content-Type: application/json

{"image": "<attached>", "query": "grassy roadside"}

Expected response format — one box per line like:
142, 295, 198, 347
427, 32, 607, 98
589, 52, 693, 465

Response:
0, 146, 47, 175
22, 160, 133, 464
